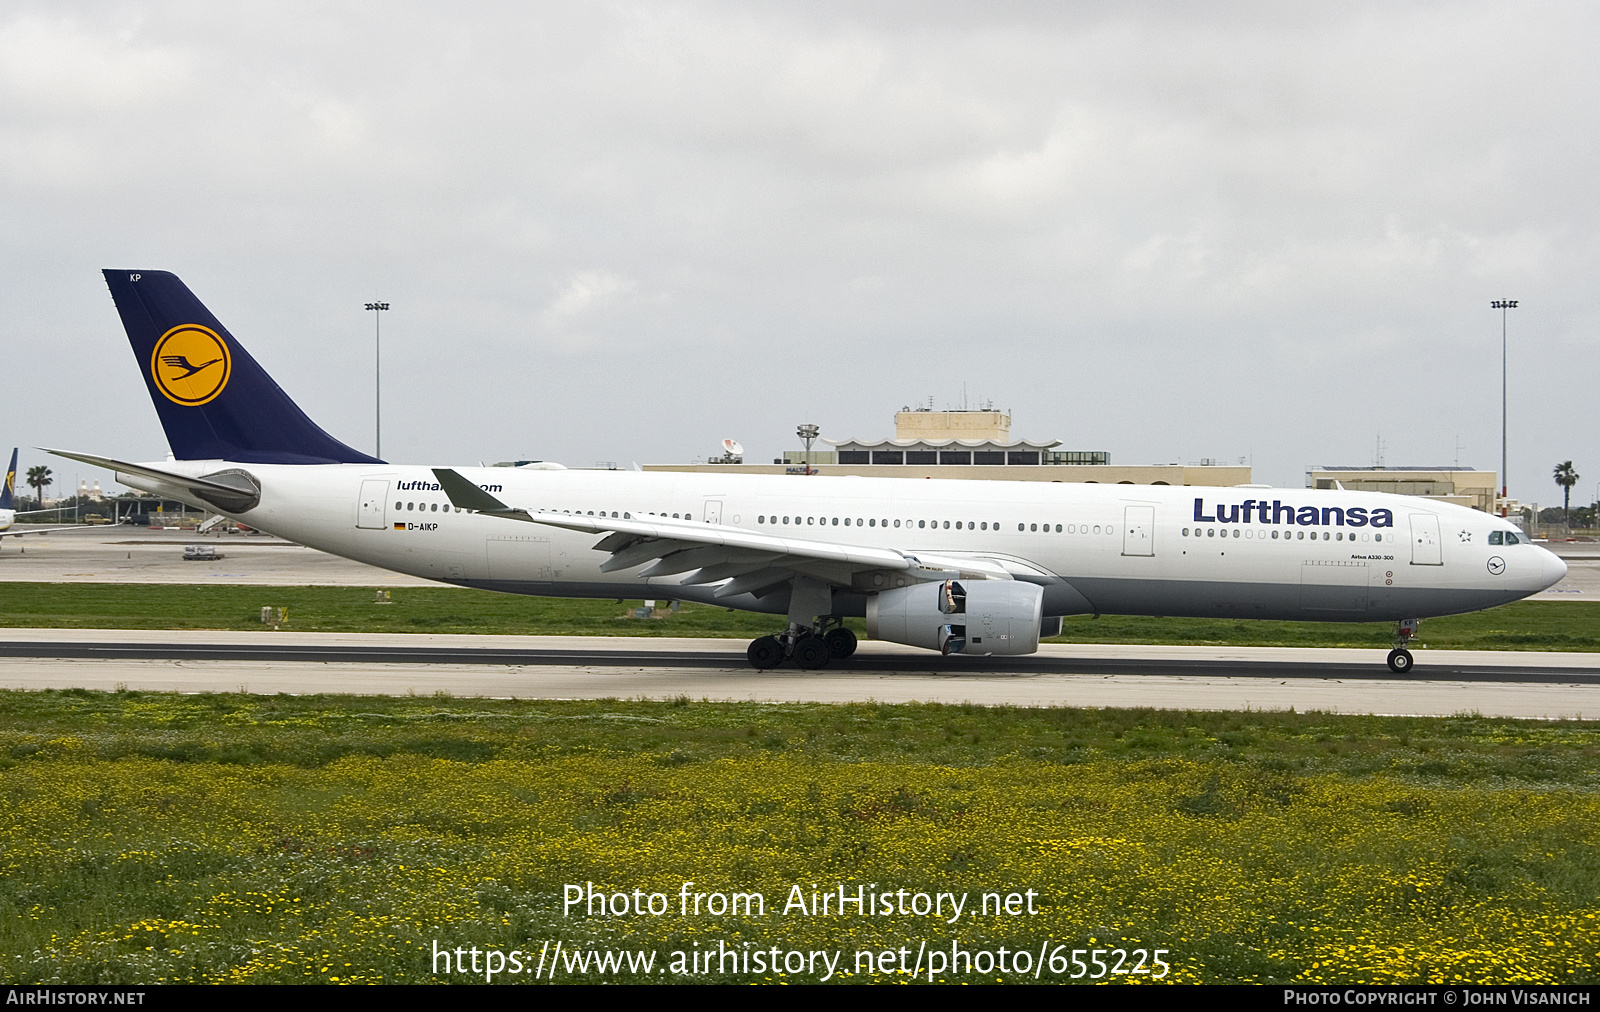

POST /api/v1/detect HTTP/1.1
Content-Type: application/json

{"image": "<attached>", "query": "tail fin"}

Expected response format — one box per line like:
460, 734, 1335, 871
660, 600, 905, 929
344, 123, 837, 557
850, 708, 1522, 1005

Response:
102, 270, 382, 464
1, 448, 15, 510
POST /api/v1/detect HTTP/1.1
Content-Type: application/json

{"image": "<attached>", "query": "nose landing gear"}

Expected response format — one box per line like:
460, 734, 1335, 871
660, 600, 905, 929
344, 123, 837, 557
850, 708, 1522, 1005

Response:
1387, 618, 1420, 673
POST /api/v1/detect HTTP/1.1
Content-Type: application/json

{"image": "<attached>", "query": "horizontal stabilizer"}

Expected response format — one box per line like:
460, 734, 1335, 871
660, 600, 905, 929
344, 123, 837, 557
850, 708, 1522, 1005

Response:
45, 449, 251, 499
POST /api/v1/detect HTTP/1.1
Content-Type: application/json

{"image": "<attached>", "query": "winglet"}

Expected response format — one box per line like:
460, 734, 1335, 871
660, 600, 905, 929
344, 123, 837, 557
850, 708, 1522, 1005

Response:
432, 468, 528, 517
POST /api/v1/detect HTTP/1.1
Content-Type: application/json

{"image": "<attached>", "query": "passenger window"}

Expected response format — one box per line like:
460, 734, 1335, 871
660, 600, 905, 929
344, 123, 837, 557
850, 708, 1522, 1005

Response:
894, 520, 900, 528
832, 518, 838, 526
1207, 528, 1215, 538
407, 502, 414, 510
394, 501, 401, 510
431, 503, 438, 512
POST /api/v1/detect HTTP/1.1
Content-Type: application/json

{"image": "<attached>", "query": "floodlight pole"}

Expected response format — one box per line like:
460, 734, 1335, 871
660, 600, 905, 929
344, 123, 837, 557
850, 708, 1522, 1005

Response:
1491, 300, 1517, 515
365, 302, 389, 459
797, 423, 820, 476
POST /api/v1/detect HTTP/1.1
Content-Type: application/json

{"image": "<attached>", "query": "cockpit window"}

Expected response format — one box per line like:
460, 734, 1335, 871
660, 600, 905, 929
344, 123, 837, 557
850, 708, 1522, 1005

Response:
1506, 531, 1522, 545
1489, 531, 1503, 545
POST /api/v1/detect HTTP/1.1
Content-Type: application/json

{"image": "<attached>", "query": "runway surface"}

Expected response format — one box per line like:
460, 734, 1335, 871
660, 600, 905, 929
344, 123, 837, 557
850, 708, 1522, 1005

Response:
0, 527, 438, 586
3, 630, 1598, 719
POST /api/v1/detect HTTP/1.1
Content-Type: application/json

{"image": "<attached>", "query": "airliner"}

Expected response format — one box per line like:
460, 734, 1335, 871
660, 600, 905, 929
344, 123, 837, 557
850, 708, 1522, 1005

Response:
49, 270, 1567, 673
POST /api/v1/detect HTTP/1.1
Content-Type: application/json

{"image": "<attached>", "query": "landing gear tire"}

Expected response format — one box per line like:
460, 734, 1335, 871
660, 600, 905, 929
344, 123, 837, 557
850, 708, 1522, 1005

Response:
823, 627, 857, 660
747, 636, 784, 670
1387, 648, 1414, 674
793, 635, 832, 670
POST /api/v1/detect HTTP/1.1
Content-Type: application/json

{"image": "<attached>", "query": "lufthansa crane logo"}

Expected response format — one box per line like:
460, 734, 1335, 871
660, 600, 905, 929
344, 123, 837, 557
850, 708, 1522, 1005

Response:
150, 325, 231, 405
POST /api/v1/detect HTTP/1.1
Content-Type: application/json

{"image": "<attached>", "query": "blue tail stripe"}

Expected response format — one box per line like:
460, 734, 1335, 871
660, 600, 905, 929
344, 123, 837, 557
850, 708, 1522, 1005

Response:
103, 270, 382, 465
1, 448, 16, 510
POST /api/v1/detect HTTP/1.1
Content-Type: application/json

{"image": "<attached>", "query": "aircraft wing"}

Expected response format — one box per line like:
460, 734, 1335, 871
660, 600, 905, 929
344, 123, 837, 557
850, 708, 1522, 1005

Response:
433, 467, 1018, 596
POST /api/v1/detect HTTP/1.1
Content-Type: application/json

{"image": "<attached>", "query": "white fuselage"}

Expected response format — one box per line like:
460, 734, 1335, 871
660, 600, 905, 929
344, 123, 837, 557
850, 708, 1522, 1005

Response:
116, 462, 1567, 624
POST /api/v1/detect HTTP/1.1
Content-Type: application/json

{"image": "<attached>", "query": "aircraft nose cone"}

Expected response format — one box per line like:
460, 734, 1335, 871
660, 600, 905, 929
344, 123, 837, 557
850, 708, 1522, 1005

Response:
1539, 548, 1568, 590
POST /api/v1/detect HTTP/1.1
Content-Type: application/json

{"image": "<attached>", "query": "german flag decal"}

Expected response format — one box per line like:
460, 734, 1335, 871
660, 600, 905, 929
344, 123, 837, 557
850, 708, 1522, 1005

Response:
393, 522, 405, 530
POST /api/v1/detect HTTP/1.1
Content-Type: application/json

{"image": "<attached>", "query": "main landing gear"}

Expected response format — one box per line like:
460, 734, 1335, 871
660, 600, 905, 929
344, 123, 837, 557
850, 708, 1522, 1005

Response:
1387, 618, 1420, 673
747, 621, 857, 670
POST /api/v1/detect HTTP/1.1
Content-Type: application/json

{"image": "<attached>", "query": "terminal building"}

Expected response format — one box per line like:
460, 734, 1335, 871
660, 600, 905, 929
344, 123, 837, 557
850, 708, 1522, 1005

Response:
646, 407, 1253, 487
1305, 467, 1498, 513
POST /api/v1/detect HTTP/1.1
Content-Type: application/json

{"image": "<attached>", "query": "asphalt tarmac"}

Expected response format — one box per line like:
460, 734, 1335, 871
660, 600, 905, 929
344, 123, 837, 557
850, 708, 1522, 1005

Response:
1, 630, 1596, 719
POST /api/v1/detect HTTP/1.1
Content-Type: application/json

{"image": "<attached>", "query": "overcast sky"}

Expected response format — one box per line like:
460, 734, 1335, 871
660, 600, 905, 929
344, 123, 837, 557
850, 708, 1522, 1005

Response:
3, 2, 1596, 505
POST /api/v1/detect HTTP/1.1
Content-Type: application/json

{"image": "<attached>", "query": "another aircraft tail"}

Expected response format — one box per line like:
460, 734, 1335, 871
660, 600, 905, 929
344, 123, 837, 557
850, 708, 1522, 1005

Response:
1, 448, 15, 510
101, 270, 382, 464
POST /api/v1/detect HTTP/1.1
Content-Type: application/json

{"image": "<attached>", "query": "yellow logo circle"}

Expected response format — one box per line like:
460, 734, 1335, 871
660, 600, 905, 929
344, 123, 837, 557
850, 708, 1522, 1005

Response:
150, 325, 231, 406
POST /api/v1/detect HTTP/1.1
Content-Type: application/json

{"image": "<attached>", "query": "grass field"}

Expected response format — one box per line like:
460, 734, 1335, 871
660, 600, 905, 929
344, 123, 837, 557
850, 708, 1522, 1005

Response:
3, 689, 1600, 984
0, 582, 1595, 650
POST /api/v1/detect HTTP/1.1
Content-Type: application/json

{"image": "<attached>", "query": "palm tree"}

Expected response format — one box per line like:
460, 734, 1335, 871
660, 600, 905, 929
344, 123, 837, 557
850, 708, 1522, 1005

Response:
1554, 461, 1579, 523
25, 465, 51, 511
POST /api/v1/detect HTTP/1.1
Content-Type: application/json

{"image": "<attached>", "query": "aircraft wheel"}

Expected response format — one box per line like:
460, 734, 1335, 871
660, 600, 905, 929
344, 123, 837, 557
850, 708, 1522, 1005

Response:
1386, 648, 1414, 674
823, 627, 857, 659
793, 635, 831, 670
747, 636, 784, 670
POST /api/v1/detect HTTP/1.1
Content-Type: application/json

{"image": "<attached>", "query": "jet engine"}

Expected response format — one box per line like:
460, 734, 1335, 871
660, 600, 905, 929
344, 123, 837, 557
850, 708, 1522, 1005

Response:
867, 579, 1044, 656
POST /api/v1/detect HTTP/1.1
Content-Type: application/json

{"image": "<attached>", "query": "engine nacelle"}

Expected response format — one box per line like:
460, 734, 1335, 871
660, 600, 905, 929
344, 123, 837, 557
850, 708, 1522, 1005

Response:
867, 579, 1044, 656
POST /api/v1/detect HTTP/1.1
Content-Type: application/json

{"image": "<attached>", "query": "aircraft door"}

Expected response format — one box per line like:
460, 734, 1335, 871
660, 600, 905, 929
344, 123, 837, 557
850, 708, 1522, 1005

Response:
357, 480, 389, 529
1409, 513, 1442, 565
704, 500, 723, 524
1122, 505, 1155, 556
